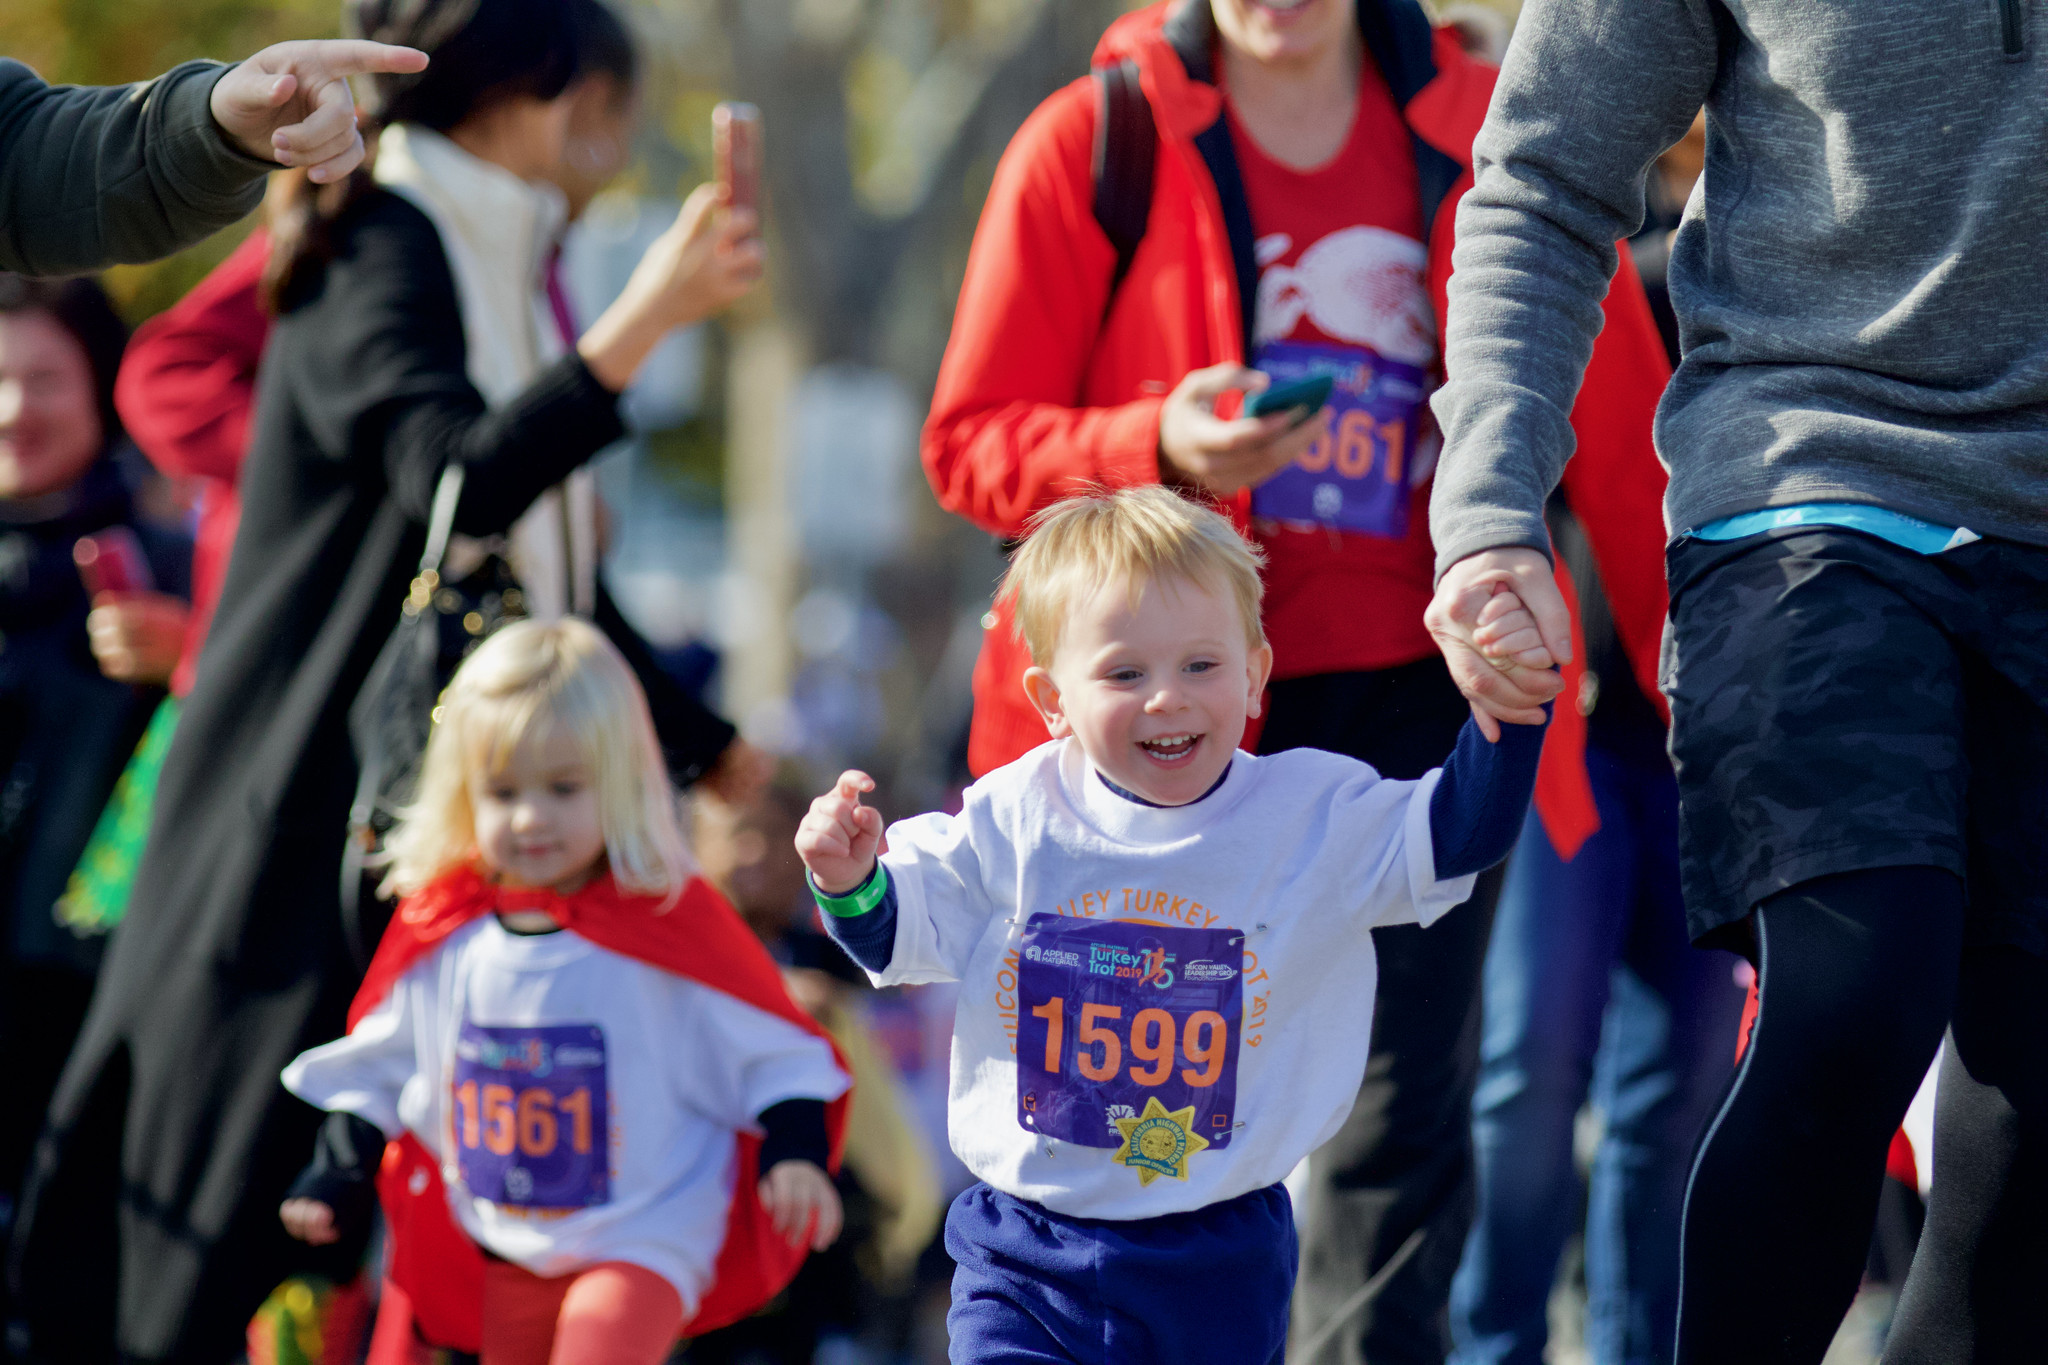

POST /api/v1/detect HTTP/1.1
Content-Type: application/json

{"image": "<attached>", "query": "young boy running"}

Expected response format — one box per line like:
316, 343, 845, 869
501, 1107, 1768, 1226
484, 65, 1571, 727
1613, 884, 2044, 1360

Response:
797, 487, 1548, 1363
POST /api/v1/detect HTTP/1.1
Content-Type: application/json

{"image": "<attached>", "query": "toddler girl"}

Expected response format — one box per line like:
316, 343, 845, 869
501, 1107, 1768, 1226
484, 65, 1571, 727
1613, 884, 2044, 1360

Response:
280, 618, 849, 1365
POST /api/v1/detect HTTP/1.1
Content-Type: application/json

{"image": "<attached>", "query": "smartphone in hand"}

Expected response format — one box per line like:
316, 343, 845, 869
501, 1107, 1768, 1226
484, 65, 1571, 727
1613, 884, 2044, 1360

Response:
74, 528, 154, 598
714, 101, 762, 232
1245, 374, 1335, 422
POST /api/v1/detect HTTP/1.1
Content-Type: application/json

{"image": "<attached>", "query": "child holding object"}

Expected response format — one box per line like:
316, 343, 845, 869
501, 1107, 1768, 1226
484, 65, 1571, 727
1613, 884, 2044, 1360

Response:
278, 619, 850, 1364
796, 486, 1549, 1364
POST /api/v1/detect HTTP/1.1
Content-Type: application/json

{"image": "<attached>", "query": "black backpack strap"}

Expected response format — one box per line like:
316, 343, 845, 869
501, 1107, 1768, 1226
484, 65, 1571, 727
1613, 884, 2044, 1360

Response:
1091, 59, 1155, 297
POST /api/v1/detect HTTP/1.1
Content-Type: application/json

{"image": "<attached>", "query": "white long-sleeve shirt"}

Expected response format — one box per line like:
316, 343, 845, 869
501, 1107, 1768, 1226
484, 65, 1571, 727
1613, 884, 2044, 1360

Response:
863, 738, 1475, 1220
282, 918, 847, 1309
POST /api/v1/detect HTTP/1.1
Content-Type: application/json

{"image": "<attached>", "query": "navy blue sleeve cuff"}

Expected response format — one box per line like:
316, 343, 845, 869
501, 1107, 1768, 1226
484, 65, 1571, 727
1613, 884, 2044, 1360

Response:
757, 1098, 831, 1172
1428, 707, 1549, 880
814, 865, 898, 973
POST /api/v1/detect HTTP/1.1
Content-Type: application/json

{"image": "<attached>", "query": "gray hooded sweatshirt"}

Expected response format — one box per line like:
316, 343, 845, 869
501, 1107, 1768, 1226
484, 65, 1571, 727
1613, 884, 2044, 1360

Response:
1428, 0, 2048, 576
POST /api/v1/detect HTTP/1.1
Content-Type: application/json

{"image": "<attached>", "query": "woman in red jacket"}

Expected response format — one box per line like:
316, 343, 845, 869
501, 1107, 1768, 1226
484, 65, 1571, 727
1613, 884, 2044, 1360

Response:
115, 219, 273, 699
921, 1, 1672, 1358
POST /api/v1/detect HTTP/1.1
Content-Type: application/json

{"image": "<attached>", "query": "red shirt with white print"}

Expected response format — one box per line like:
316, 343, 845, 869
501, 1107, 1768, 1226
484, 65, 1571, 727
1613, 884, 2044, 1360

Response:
1227, 61, 1441, 681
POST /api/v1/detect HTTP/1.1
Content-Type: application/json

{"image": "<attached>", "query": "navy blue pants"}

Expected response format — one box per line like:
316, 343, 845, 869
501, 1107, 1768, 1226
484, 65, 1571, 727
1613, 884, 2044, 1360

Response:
945, 1181, 1297, 1364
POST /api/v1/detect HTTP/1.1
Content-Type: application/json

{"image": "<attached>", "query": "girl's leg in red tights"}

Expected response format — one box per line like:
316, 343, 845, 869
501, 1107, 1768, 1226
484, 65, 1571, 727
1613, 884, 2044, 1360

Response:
480, 1259, 680, 1365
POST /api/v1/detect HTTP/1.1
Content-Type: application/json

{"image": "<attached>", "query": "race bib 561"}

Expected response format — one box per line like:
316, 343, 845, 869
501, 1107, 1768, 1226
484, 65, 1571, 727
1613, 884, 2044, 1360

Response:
1015, 915, 1243, 1159
452, 1021, 609, 1209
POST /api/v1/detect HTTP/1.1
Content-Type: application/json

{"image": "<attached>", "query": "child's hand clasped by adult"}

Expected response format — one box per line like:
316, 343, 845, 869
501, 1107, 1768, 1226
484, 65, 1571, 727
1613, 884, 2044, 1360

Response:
1425, 547, 1571, 741
758, 1159, 843, 1250
1470, 583, 1557, 674
796, 770, 884, 895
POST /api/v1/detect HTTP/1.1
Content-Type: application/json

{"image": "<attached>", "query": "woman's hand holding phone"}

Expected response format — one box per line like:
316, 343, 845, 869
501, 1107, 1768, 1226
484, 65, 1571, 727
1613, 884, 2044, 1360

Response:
578, 183, 765, 393
1157, 363, 1331, 497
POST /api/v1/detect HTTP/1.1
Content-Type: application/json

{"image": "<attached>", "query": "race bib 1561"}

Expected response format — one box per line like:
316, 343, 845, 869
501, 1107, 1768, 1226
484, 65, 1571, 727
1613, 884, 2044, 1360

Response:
1247, 338, 1428, 539
452, 1021, 609, 1209
1016, 914, 1243, 1154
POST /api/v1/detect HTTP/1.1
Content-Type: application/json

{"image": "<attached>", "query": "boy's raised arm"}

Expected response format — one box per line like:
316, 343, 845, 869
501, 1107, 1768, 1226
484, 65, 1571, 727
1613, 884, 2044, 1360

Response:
800, 773, 993, 985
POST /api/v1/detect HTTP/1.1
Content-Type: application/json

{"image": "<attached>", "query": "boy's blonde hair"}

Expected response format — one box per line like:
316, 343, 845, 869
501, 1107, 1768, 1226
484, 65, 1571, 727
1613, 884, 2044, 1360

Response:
381, 617, 691, 900
1001, 485, 1266, 666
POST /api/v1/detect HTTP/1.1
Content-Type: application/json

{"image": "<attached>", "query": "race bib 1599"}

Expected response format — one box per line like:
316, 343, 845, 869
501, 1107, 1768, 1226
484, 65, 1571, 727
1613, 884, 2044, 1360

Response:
1015, 915, 1243, 1152
452, 1021, 609, 1209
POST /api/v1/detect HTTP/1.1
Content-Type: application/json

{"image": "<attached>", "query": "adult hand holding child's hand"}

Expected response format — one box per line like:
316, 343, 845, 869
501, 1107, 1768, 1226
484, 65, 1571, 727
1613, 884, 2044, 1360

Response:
1426, 547, 1570, 741
796, 770, 884, 895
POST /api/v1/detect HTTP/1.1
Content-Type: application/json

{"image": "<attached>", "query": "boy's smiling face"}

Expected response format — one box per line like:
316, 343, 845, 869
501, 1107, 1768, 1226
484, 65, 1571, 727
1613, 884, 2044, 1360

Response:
1022, 571, 1272, 807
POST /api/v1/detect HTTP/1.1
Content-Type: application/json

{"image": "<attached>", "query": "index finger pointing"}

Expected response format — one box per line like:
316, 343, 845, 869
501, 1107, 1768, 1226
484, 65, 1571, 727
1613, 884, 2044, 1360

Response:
835, 770, 874, 801
299, 40, 430, 79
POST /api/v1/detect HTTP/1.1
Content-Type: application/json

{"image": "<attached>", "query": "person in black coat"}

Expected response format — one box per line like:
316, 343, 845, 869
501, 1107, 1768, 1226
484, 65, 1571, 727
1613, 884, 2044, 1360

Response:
7, 2, 765, 1357
0, 276, 192, 1329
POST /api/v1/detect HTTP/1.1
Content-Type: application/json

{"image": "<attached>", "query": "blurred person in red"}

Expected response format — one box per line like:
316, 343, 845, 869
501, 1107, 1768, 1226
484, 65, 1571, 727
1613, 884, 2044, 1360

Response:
0, 274, 191, 1329
919, 1, 1670, 1357
112, 178, 288, 702
7, 1, 767, 1357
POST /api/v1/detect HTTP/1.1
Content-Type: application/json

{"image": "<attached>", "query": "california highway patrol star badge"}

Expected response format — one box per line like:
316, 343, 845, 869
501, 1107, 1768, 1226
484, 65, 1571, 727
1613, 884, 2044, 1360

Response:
1111, 1096, 1210, 1185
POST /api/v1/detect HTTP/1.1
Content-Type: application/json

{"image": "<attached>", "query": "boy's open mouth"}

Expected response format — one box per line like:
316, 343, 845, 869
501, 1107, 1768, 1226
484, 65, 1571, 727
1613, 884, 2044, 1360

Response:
1136, 733, 1201, 766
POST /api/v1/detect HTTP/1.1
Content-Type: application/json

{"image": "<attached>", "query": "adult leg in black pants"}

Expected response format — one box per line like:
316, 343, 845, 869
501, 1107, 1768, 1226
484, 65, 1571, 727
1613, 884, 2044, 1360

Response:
1675, 867, 1963, 1364
1648, 531, 2048, 1362
1884, 943, 2048, 1363
1269, 659, 1505, 1365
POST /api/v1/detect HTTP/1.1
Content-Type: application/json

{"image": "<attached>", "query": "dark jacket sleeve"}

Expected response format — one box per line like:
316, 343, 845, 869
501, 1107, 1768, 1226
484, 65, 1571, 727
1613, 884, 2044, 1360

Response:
756, 1098, 831, 1172
284, 1111, 386, 1245
278, 192, 627, 537
0, 60, 272, 276
594, 581, 736, 786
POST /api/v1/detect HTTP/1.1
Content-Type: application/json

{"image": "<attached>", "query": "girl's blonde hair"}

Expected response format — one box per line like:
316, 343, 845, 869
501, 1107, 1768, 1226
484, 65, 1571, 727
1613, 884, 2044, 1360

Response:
380, 617, 691, 900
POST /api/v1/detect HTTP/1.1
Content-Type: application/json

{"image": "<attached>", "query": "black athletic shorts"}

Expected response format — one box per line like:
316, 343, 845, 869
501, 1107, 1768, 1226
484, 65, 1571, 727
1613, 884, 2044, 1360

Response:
1661, 527, 2048, 954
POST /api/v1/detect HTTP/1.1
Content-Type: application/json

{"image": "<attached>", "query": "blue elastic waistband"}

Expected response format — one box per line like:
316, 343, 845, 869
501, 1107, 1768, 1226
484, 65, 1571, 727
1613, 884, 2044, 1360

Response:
1689, 504, 1979, 556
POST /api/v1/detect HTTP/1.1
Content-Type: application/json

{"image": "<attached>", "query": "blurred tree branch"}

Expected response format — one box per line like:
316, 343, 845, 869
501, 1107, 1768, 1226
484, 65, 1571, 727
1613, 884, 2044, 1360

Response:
703, 0, 1129, 367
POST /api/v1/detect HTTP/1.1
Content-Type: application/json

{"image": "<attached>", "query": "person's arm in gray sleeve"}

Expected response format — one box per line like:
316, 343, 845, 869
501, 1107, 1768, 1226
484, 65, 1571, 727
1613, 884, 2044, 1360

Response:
0, 60, 274, 276
1427, 0, 1721, 577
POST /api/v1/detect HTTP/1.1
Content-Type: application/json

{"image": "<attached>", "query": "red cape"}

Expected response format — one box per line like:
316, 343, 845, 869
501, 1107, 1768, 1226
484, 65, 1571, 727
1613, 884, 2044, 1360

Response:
351, 866, 850, 1353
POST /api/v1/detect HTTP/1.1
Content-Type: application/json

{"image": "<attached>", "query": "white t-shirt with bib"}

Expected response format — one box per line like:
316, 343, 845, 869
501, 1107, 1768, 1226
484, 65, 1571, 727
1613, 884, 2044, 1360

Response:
869, 738, 1474, 1221
281, 919, 847, 1308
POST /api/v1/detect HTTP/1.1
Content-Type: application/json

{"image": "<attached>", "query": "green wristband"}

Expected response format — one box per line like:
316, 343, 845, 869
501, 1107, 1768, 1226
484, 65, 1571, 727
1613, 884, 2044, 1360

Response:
809, 865, 888, 918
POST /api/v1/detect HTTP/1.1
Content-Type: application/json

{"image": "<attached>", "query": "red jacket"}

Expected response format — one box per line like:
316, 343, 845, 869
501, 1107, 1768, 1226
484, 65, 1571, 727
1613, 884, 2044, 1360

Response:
921, 0, 1671, 856
113, 229, 271, 697
352, 868, 850, 1356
